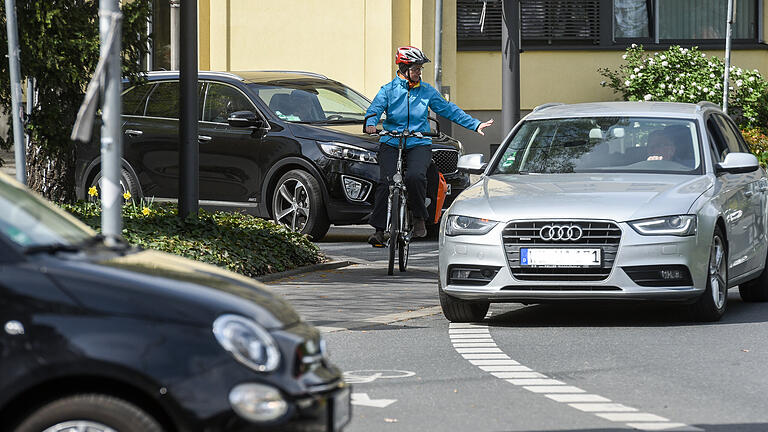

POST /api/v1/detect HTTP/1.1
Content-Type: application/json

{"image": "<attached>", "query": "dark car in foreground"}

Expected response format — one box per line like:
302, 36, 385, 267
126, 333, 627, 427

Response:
0, 172, 350, 431
75, 70, 469, 240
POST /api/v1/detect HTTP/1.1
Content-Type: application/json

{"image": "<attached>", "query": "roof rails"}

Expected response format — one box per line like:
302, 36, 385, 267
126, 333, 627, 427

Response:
145, 70, 246, 81
696, 101, 722, 112
532, 102, 564, 112
254, 70, 329, 79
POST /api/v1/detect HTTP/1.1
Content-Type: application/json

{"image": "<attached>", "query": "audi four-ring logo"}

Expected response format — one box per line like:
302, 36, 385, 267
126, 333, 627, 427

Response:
540, 224, 583, 241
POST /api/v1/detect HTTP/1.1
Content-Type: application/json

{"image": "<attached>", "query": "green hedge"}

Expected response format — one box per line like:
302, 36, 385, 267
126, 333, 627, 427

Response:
63, 201, 324, 278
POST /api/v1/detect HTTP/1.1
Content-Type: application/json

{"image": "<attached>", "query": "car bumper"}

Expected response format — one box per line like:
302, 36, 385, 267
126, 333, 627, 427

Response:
439, 220, 711, 302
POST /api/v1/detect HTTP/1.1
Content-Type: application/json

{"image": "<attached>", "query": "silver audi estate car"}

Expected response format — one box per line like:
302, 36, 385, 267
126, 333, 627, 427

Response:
439, 101, 768, 323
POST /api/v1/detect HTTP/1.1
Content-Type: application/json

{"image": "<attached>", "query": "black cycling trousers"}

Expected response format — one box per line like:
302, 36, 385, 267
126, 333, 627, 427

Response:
370, 143, 431, 231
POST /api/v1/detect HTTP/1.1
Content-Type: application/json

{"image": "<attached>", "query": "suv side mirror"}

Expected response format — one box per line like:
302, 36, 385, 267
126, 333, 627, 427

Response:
458, 154, 487, 174
715, 152, 759, 174
228, 110, 266, 128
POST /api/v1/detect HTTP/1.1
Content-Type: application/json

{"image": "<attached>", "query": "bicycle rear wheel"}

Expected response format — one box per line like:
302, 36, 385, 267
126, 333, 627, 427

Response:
388, 188, 401, 275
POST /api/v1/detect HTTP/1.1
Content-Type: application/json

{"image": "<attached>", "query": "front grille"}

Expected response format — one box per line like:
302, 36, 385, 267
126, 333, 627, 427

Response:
432, 149, 459, 174
503, 220, 622, 281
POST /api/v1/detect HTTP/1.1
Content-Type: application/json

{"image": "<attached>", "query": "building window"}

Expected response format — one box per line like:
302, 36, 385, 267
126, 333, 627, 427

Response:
457, 0, 761, 50
152, 0, 171, 70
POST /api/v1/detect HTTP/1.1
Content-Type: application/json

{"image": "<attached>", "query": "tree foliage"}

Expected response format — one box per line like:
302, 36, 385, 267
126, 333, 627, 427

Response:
0, 0, 151, 201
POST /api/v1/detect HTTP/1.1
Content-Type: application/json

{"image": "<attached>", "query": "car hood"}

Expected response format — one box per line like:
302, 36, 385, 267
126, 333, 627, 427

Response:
450, 173, 713, 222
41, 249, 300, 329
290, 123, 461, 151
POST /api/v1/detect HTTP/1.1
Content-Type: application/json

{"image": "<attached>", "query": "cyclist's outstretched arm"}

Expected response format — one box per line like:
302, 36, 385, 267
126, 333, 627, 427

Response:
426, 84, 481, 132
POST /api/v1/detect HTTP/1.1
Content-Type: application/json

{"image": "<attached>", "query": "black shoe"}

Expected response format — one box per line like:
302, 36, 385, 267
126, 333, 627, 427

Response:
413, 218, 427, 238
368, 230, 389, 247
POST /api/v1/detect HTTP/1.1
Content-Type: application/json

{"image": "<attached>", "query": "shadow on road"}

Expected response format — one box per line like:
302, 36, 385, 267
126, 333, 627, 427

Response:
486, 292, 768, 328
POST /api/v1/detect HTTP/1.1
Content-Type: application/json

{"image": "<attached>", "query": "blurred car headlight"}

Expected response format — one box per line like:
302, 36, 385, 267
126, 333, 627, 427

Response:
445, 215, 498, 236
213, 314, 280, 372
319, 141, 377, 164
628, 215, 697, 236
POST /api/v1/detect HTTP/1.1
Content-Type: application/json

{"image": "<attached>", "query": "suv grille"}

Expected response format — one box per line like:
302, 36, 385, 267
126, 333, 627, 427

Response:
503, 220, 622, 281
432, 149, 458, 174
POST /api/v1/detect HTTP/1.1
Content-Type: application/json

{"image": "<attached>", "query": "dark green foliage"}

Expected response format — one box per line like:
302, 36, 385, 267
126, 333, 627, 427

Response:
62, 202, 325, 278
0, 0, 151, 201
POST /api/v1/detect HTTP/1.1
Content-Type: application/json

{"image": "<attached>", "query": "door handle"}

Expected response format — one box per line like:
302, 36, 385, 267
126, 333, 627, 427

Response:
198, 135, 212, 142
124, 129, 143, 137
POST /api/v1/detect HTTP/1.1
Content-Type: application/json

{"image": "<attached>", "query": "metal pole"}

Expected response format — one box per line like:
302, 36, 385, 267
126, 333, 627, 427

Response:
501, 0, 521, 137
179, 0, 199, 219
434, 0, 443, 94
170, 0, 180, 70
100, 0, 122, 245
722, 0, 734, 114
4, 0, 26, 184
25, 77, 32, 165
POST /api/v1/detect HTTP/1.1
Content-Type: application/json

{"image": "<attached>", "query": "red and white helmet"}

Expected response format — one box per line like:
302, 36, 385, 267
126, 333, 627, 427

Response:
395, 46, 431, 65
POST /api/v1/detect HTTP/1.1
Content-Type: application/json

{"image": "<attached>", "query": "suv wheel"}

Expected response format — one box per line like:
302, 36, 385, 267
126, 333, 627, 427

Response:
89, 168, 141, 202
272, 169, 330, 240
690, 226, 728, 321
14, 394, 163, 432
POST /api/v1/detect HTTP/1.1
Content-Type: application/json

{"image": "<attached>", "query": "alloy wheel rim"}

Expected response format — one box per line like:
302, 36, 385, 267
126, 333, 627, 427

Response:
274, 179, 310, 232
709, 235, 727, 309
43, 420, 117, 432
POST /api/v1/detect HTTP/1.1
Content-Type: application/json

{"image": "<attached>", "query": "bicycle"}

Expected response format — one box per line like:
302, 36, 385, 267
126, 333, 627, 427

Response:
364, 114, 439, 275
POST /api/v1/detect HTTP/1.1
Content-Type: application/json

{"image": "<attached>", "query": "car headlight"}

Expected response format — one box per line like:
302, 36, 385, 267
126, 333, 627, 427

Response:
445, 215, 498, 236
318, 141, 377, 164
213, 314, 281, 372
628, 215, 697, 236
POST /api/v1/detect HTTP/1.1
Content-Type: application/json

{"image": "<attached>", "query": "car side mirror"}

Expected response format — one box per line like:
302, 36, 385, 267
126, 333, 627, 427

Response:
228, 110, 266, 128
458, 153, 487, 174
715, 152, 759, 175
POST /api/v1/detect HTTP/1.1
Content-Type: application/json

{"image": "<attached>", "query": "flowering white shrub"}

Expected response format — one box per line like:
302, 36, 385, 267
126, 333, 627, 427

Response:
599, 44, 768, 129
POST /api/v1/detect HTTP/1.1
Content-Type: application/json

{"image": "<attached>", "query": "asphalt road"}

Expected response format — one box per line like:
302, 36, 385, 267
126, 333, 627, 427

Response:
267, 225, 768, 432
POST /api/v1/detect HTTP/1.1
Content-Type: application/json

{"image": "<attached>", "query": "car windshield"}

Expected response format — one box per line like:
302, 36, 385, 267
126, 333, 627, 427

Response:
493, 117, 702, 175
0, 174, 95, 248
248, 79, 370, 124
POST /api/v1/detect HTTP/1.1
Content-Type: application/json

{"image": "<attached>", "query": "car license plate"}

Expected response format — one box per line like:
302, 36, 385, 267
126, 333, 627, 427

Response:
520, 248, 601, 267
331, 386, 351, 432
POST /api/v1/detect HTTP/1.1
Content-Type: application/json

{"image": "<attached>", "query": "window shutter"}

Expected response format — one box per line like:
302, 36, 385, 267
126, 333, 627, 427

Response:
457, 0, 503, 49
521, 0, 601, 44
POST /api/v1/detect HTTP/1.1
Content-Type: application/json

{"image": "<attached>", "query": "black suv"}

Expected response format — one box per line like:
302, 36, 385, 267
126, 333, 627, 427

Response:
75, 71, 470, 240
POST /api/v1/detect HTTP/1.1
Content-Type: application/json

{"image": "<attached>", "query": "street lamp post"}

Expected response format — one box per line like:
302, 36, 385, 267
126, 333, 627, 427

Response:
4, 0, 26, 184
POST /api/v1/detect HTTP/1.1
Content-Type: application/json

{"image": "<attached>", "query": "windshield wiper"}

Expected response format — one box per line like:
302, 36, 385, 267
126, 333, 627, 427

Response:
323, 119, 362, 124
23, 234, 106, 255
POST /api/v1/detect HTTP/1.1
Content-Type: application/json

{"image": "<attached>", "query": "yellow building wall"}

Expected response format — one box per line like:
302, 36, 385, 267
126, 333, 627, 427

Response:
456, 48, 768, 112
202, 0, 455, 100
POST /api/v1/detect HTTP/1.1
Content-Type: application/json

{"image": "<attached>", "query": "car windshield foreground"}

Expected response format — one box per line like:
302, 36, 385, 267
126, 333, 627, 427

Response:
493, 117, 702, 175
0, 175, 94, 248
439, 101, 768, 324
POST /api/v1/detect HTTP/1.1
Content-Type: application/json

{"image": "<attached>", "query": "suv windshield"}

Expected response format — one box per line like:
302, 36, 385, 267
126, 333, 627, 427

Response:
493, 117, 702, 175
0, 175, 94, 248
249, 79, 370, 124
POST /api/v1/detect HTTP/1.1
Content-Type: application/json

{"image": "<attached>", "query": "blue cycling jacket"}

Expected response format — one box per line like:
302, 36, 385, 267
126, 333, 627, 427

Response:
365, 75, 481, 148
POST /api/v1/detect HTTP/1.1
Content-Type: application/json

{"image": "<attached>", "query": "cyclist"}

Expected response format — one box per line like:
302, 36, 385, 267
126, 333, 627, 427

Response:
365, 46, 494, 246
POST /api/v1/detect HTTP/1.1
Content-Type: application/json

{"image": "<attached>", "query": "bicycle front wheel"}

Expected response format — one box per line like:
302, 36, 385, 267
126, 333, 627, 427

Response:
399, 209, 411, 272
388, 188, 401, 275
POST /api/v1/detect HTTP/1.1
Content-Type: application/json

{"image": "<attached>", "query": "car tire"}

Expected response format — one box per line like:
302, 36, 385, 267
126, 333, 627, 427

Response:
738, 252, 768, 302
439, 280, 490, 323
690, 225, 728, 322
14, 393, 163, 432
89, 168, 142, 202
272, 169, 330, 240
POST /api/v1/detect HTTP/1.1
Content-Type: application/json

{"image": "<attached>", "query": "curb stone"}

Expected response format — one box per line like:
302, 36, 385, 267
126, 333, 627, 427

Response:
255, 259, 356, 283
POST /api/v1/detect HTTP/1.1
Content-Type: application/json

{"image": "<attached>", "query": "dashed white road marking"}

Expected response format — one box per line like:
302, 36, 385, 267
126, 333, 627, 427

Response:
449, 323, 702, 431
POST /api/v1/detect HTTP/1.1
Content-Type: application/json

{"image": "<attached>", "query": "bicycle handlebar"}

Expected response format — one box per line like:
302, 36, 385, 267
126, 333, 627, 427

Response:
362, 113, 439, 137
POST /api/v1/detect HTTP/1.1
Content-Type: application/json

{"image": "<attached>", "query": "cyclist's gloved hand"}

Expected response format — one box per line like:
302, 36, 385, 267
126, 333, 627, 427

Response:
365, 125, 377, 134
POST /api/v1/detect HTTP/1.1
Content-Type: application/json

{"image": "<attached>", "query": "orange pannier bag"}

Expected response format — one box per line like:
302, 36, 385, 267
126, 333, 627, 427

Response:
426, 161, 448, 225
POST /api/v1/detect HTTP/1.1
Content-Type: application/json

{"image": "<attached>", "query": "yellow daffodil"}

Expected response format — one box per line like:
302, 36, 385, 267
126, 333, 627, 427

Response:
123, 191, 132, 200
142, 207, 151, 216
88, 186, 98, 197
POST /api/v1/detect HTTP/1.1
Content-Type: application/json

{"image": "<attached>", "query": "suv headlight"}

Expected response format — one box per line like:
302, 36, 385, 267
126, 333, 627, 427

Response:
445, 215, 498, 236
213, 314, 281, 372
318, 141, 377, 164
628, 215, 697, 236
